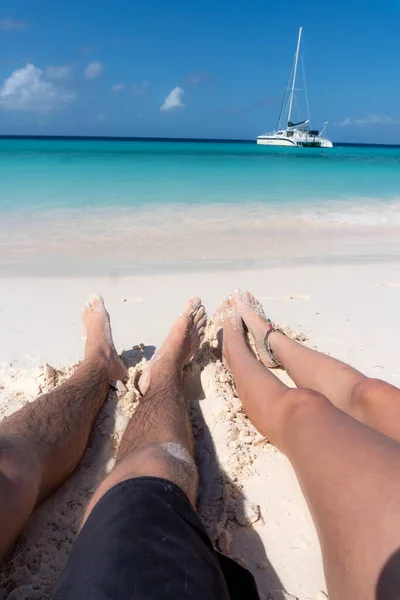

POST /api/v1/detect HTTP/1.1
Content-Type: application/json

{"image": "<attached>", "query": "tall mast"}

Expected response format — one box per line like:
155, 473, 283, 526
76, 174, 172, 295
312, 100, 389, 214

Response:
287, 26, 302, 126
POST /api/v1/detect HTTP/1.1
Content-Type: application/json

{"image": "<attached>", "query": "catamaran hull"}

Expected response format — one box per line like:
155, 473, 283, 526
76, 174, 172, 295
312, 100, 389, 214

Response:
257, 136, 333, 148
317, 139, 333, 148
257, 137, 296, 146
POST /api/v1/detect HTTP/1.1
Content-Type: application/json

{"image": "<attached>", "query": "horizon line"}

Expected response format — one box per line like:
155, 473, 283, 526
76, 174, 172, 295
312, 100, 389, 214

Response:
0, 135, 399, 148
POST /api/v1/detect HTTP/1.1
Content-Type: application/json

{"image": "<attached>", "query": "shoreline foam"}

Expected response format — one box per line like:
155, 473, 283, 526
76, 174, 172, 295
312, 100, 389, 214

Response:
2, 201, 400, 277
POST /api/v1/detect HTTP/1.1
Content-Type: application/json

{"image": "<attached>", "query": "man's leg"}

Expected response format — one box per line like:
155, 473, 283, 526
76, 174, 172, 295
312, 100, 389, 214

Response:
216, 297, 400, 600
0, 294, 126, 559
84, 297, 207, 518
233, 290, 400, 442
51, 299, 241, 600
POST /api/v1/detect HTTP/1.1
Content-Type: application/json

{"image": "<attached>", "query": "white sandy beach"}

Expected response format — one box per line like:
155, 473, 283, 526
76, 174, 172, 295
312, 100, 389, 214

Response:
1, 262, 400, 599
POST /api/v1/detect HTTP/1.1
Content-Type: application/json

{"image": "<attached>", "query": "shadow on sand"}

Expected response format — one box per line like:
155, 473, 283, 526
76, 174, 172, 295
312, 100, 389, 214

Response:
184, 340, 284, 599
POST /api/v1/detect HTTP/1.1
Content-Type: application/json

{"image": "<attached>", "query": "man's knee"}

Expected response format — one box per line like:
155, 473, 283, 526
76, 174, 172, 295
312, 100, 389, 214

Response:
132, 443, 198, 501
0, 436, 41, 498
0, 436, 41, 557
85, 442, 198, 524
116, 442, 196, 481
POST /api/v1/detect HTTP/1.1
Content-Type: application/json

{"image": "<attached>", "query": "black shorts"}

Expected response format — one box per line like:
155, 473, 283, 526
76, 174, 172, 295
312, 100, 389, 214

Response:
51, 476, 260, 599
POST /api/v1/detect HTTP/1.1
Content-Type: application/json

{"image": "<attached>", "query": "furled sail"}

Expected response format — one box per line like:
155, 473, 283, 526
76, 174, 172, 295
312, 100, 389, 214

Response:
288, 120, 309, 128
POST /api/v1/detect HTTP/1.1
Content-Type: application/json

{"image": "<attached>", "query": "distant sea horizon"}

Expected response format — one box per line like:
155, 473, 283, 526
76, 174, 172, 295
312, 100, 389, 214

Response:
1, 134, 399, 148
1, 136, 400, 276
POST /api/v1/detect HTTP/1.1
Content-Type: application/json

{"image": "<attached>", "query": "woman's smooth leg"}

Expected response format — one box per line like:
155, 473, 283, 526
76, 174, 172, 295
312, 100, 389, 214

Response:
216, 297, 400, 600
233, 290, 400, 442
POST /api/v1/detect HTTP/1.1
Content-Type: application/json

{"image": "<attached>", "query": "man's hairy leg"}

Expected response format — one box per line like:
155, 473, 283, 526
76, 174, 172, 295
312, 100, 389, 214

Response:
84, 297, 206, 520
0, 294, 126, 559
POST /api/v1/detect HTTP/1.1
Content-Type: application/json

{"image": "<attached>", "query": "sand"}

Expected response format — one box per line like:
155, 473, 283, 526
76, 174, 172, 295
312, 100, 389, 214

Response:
1, 262, 400, 599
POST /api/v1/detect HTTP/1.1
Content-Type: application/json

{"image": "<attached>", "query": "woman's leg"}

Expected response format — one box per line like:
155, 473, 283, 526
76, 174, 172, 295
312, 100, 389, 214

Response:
233, 290, 400, 442
215, 298, 400, 600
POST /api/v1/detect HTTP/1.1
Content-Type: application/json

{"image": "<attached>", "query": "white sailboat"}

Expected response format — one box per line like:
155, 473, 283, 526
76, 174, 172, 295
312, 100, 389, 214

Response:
257, 27, 333, 148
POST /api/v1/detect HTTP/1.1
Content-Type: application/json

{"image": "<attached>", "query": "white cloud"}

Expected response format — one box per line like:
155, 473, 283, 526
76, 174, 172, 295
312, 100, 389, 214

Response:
45, 65, 72, 80
160, 86, 184, 111
111, 83, 124, 92
188, 74, 201, 85
0, 64, 75, 111
338, 114, 399, 127
132, 80, 149, 95
187, 71, 210, 86
84, 60, 103, 80
0, 17, 27, 31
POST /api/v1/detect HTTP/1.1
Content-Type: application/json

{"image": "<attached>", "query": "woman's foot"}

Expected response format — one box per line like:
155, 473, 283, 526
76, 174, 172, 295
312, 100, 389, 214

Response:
232, 290, 279, 368
83, 293, 128, 381
213, 296, 244, 368
138, 297, 207, 395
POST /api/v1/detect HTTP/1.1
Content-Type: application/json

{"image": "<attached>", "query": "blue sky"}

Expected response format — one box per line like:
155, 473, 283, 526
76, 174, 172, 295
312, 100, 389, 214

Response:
0, 0, 400, 143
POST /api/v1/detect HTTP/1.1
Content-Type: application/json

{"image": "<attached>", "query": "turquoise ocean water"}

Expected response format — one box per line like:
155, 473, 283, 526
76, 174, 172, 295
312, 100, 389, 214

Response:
1, 138, 400, 214
1, 138, 400, 275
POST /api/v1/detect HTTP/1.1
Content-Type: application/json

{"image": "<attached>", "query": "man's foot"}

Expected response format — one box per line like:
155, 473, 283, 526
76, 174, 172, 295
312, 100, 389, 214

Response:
138, 297, 207, 395
83, 293, 128, 381
232, 290, 278, 368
